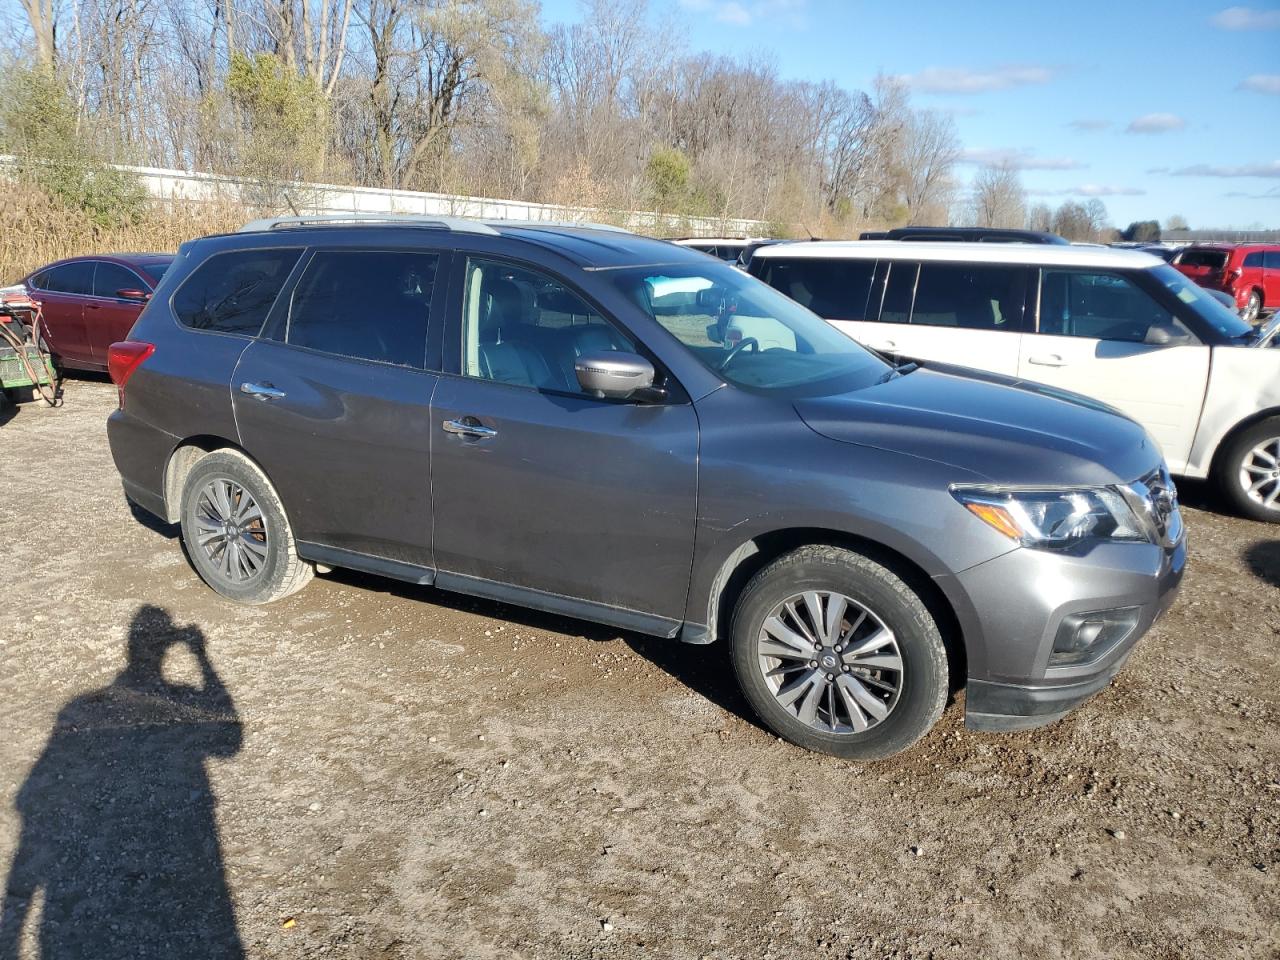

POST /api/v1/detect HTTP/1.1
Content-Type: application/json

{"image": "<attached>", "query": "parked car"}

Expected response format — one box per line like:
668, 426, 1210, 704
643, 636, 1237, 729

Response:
1172, 243, 1280, 323
107, 216, 1184, 759
17, 254, 174, 371
749, 240, 1280, 522
858, 226, 1070, 245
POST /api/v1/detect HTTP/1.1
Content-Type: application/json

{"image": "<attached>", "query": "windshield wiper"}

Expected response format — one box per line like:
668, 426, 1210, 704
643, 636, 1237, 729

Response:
877, 361, 919, 384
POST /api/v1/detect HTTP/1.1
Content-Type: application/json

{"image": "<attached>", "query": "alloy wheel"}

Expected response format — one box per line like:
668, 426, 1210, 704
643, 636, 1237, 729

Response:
1243, 292, 1261, 325
1240, 437, 1280, 512
756, 590, 903, 735
194, 477, 270, 582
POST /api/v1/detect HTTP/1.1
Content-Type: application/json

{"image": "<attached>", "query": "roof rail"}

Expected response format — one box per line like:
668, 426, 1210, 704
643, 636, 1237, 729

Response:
237, 213, 501, 236
483, 218, 632, 234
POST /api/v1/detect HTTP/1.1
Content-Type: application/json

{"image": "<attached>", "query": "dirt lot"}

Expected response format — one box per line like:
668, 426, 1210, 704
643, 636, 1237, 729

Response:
0, 380, 1277, 960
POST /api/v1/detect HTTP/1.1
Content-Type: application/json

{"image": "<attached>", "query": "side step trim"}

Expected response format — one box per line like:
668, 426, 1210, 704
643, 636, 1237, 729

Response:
296, 541, 434, 585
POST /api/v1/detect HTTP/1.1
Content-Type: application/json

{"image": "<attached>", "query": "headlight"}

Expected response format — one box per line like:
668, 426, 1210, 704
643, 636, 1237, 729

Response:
951, 485, 1153, 549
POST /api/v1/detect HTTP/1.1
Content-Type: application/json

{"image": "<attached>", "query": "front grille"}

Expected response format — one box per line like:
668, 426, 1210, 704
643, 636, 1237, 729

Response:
1133, 465, 1183, 548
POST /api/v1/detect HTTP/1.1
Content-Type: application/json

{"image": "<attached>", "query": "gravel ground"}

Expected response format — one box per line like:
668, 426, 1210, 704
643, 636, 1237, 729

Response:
1, 380, 1277, 960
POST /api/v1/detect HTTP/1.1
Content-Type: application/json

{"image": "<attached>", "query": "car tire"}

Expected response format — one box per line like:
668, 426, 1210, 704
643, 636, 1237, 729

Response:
730, 545, 949, 760
179, 449, 314, 603
1242, 290, 1262, 325
1215, 417, 1280, 523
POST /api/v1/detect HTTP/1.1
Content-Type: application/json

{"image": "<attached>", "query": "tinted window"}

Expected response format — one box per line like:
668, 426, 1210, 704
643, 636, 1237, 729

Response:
92, 262, 144, 298
139, 258, 173, 280
173, 248, 301, 334
1244, 252, 1264, 268
1266, 252, 1280, 271
755, 258, 876, 321
1039, 270, 1187, 343
610, 261, 891, 396
1177, 249, 1228, 269
910, 263, 1028, 331
43, 261, 93, 295
286, 251, 438, 367
463, 258, 635, 394
880, 262, 918, 324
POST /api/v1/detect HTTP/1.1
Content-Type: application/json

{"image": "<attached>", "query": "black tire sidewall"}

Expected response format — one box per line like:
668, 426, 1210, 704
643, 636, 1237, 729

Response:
1218, 419, 1280, 524
180, 453, 295, 603
730, 550, 948, 760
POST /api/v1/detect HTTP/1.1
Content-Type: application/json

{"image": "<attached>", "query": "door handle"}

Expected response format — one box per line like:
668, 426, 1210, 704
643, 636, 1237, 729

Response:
239, 381, 286, 400
1027, 354, 1066, 367
443, 417, 497, 440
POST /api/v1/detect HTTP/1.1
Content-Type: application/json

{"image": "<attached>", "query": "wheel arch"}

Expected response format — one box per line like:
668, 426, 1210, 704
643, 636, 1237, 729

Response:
1209, 406, 1280, 480
700, 527, 968, 694
163, 435, 261, 523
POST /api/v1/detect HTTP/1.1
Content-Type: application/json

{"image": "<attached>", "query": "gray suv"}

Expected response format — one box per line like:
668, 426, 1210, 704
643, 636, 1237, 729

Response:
105, 216, 1186, 759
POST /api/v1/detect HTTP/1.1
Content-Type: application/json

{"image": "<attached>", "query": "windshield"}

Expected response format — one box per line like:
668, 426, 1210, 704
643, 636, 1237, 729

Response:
610, 262, 891, 394
1151, 264, 1254, 340
1176, 249, 1227, 270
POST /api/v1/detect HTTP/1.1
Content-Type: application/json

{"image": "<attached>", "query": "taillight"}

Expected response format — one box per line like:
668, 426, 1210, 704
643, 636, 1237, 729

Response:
107, 340, 154, 408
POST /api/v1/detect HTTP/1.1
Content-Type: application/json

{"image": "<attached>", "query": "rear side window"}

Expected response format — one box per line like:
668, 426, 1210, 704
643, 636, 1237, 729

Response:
42, 261, 93, 295
910, 263, 1028, 331
880, 262, 919, 324
286, 250, 440, 367
1177, 249, 1228, 269
755, 258, 876, 320
1243, 252, 1264, 268
173, 248, 302, 335
92, 262, 144, 298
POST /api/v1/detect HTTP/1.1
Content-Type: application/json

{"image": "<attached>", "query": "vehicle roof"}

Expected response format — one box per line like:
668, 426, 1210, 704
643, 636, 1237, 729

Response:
1183, 241, 1277, 250
671, 237, 760, 246
215, 220, 711, 271
753, 239, 1166, 269
875, 226, 1068, 244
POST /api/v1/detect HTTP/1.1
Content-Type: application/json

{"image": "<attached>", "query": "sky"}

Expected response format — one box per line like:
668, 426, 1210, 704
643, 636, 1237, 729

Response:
540, 0, 1280, 229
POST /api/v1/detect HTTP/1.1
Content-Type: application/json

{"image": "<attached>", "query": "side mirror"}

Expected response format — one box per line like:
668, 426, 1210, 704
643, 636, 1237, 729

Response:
1144, 322, 1190, 346
117, 288, 151, 302
575, 351, 655, 400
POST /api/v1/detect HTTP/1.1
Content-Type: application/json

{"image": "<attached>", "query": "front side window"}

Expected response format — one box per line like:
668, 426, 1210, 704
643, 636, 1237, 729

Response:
174, 248, 302, 335
910, 263, 1028, 331
43, 261, 93, 295
1038, 269, 1189, 343
754, 257, 876, 321
611, 261, 890, 395
462, 258, 635, 394
286, 250, 439, 367
92, 262, 144, 298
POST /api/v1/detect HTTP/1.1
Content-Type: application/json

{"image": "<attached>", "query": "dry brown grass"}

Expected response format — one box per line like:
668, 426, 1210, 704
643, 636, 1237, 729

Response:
0, 183, 249, 282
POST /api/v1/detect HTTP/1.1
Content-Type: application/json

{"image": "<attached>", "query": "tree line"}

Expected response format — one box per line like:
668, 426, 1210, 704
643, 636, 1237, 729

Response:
3, 0, 1141, 239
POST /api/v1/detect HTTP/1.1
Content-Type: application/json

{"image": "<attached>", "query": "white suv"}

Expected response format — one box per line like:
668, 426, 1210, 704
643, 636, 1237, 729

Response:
750, 241, 1280, 522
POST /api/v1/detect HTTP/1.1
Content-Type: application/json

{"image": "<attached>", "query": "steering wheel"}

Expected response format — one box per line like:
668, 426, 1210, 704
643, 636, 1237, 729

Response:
718, 337, 759, 371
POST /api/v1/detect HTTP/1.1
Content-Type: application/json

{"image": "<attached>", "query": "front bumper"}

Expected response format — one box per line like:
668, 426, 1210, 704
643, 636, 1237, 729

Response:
942, 532, 1187, 732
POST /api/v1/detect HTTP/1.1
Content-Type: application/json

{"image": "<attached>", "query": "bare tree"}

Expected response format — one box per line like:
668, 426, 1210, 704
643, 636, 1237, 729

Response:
1026, 201, 1052, 232
901, 108, 959, 224
969, 163, 1026, 228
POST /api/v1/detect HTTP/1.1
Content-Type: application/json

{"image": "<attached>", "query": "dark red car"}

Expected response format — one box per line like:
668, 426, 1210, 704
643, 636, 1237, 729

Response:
1172, 243, 1280, 324
20, 254, 174, 371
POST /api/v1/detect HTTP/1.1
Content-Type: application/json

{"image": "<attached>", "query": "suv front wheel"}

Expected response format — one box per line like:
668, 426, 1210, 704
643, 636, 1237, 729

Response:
730, 545, 949, 760
179, 449, 315, 603
1216, 417, 1280, 523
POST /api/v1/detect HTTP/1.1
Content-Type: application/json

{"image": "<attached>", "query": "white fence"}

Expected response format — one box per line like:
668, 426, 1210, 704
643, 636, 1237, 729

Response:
0, 156, 767, 237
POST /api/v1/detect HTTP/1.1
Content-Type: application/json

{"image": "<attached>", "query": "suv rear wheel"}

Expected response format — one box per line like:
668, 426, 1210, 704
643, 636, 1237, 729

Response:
1216, 417, 1280, 523
1243, 290, 1263, 325
179, 450, 314, 603
730, 545, 948, 760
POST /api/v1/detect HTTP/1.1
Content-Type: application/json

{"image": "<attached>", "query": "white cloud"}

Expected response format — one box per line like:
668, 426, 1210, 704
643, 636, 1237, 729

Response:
958, 147, 1086, 171
1125, 113, 1186, 134
678, 0, 806, 27
1211, 6, 1280, 30
1239, 73, 1280, 94
1067, 119, 1111, 131
894, 65, 1056, 95
1224, 188, 1280, 199
1030, 185, 1146, 198
1169, 161, 1280, 178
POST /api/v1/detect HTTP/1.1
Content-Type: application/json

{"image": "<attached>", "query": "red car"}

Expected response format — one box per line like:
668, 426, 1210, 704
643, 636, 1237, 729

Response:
19, 254, 173, 371
1172, 243, 1280, 324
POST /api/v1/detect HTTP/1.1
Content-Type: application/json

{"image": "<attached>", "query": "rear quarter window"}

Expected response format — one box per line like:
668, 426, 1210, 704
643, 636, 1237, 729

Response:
172, 248, 302, 335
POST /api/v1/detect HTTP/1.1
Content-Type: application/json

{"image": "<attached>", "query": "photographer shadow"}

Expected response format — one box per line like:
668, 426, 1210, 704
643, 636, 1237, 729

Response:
0, 606, 243, 959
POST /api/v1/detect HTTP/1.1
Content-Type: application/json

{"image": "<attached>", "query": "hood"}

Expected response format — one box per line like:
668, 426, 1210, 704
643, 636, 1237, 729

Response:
794, 364, 1160, 487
